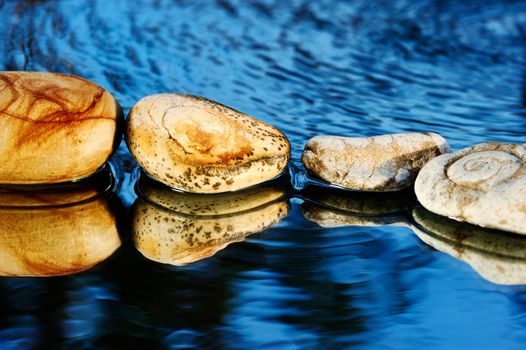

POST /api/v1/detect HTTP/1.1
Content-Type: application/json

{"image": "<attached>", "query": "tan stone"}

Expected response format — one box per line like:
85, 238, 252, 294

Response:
126, 94, 290, 193
412, 207, 526, 285
415, 142, 526, 235
0, 72, 123, 184
0, 176, 121, 277
136, 172, 288, 215
132, 188, 289, 266
301, 133, 450, 191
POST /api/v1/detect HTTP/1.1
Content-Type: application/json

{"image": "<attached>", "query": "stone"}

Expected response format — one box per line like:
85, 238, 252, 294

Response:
302, 202, 408, 227
301, 133, 450, 192
0, 174, 120, 277
132, 187, 289, 266
136, 171, 288, 215
0, 71, 123, 184
301, 187, 413, 227
412, 206, 526, 285
415, 142, 526, 235
126, 94, 290, 193
301, 186, 415, 215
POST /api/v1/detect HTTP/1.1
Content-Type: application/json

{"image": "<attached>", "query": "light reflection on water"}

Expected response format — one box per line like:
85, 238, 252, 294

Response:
1, 0, 526, 349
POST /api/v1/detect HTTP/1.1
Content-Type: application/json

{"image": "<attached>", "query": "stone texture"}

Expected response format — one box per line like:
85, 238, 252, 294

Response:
415, 142, 526, 235
132, 196, 289, 266
302, 202, 408, 227
301, 186, 415, 215
412, 206, 526, 285
0, 72, 123, 184
126, 94, 290, 193
0, 182, 120, 277
302, 133, 449, 192
137, 172, 287, 215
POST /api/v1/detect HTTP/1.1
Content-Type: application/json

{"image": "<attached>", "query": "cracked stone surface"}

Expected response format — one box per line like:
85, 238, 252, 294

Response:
0, 72, 123, 184
301, 133, 450, 192
126, 94, 290, 193
415, 142, 526, 235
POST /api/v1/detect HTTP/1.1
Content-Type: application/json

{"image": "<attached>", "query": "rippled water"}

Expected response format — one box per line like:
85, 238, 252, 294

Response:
1, 0, 526, 349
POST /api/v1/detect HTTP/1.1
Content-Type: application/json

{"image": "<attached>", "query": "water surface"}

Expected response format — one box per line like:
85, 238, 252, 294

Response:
1, 0, 526, 349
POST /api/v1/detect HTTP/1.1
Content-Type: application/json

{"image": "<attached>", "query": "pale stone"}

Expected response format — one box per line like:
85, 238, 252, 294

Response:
126, 94, 290, 193
302, 203, 408, 227
0, 72, 123, 184
415, 142, 526, 235
302, 187, 413, 227
0, 174, 120, 277
301, 133, 450, 192
132, 193, 289, 266
412, 207, 526, 285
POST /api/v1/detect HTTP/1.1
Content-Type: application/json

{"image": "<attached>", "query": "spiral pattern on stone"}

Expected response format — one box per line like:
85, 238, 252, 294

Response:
446, 151, 522, 191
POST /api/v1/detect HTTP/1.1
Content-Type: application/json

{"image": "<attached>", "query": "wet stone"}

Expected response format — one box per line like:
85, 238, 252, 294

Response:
415, 142, 526, 235
0, 71, 123, 184
301, 132, 450, 192
126, 94, 290, 193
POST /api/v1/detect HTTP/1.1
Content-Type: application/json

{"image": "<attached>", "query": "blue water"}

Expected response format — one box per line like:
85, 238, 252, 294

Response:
1, 0, 526, 349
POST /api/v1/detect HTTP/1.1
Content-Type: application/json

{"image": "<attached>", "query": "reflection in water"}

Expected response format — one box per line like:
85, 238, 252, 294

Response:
0, 167, 121, 277
412, 206, 526, 285
301, 185, 414, 227
2, 0, 526, 347
132, 174, 290, 265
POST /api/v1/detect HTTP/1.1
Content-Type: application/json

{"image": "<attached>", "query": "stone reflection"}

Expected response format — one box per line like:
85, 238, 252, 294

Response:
0, 167, 121, 277
412, 206, 526, 285
301, 185, 415, 227
131, 173, 290, 266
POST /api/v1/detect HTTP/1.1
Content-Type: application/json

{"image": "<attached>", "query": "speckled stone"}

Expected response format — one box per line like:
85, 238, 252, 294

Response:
136, 172, 288, 216
415, 142, 526, 235
412, 206, 526, 285
0, 72, 123, 184
132, 197, 289, 266
126, 94, 290, 193
301, 133, 450, 191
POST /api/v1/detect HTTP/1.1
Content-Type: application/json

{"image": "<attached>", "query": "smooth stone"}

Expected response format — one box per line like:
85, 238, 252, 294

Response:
415, 142, 526, 235
126, 94, 290, 193
0, 72, 123, 184
0, 176, 120, 277
412, 206, 526, 285
301, 133, 450, 192
132, 195, 289, 266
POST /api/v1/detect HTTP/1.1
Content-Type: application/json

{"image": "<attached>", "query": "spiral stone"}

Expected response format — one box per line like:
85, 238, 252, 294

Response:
301, 132, 450, 191
415, 142, 526, 235
412, 207, 526, 285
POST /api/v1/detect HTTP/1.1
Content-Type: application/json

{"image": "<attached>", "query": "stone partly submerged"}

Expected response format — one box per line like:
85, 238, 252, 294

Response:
0, 71, 123, 184
302, 185, 415, 227
131, 176, 290, 266
0, 168, 121, 277
415, 142, 526, 235
412, 206, 526, 285
301, 133, 450, 192
126, 94, 290, 193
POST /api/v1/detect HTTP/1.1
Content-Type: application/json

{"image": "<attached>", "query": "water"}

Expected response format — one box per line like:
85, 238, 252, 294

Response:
1, 0, 526, 348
